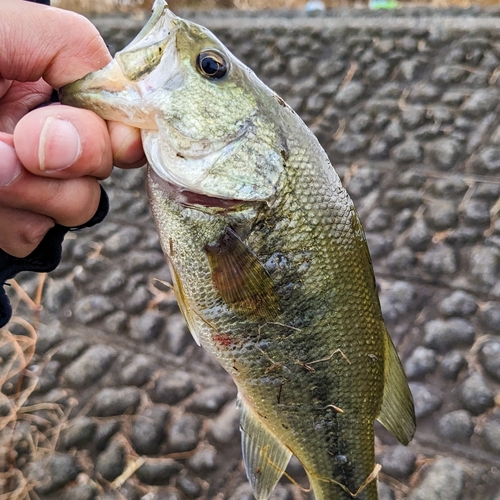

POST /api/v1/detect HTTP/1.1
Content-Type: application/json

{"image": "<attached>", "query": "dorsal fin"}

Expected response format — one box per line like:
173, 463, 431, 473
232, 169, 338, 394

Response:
377, 329, 416, 445
239, 398, 292, 499
204, 226, 280, 321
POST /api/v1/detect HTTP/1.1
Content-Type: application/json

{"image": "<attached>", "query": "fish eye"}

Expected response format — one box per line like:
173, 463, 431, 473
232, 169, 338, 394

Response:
196, 50, 228, 80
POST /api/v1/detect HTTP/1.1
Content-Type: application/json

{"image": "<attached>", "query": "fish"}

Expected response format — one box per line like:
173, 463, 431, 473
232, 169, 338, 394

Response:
59, 1, 415, 498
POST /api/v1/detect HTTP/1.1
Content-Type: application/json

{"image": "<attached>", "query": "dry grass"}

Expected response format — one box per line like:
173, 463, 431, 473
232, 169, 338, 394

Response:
52, 0, 500, 14
0, 275, 66, 500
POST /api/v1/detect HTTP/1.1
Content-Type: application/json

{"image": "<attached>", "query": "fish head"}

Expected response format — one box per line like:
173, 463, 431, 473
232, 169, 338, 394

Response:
60, 0, 286, 205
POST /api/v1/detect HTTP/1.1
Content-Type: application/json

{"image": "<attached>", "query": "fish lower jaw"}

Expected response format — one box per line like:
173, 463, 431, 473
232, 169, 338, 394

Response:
149, 168, 244, 210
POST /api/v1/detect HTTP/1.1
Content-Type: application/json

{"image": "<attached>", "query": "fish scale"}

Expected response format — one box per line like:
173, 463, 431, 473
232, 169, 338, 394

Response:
60, 1, 415, 498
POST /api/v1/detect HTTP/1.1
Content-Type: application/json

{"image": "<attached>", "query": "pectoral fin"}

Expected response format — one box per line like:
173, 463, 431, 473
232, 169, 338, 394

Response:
377, 329, 416, 445
204, 226, 280, 321
240, 399, 292, 500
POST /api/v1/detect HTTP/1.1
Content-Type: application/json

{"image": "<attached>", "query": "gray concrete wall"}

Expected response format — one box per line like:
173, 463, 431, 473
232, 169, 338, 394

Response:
2, 9, 500, 500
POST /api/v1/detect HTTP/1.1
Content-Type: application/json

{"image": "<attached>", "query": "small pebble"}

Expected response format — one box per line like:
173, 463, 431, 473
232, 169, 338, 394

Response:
135, 459, 182, 485
438, 291, 477, 317
410, 382, 442, 419
131, 405, 170, 455
479, 339, 500, 381
440, 350, 467, 380
168, 414, 201, 453
60, 416, 97, 450
187, 446, 217, 472
438, 410, 474, 442
92, 387, 141, 417
187, 386, 235, 415
381, 445, 416, 478
27, 453, 81, 495
409, 457, 464, 500
95, 441, 126, 481
210, 400, 241, 444
424, 318, 475, 353
483, 420, 500, 453
460, 373, 495, 415
404, 347, 437, 379
94, 421, 121, 452
120, 354, 156, 387
63, 345, 117, 388
152, 371, 195, 405
130, 311, 166, 343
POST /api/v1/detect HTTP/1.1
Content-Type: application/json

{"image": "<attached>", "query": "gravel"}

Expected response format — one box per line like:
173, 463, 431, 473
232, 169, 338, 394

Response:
381, 445, 416, 479
440, 350, 467, 380
131, 406, 170, 455
60, 417, 97, 450
53, 338, 89, 365
479, 339, 500, 381
410, 382, 443, 419
421, 245, 458, 275
404, 347, 438, 380
438, 291, 477, 317
120, 354, 157, 386
94, 421, 121, 453
135, 459, 182, 485
9, 11, 500, 500
423, 318, 475, 353
167, 414, 202, 453
129, 311, 166, 343
95, 441, 126, 481
187, 385, 235, 415
187, 446, 218, 473
438, 410, 474, 442
152, 370, 195, 405
481, 303, 500, 333
459, 373, 495, 415
74, 295, 116, 324
483, 420, 500, 453
63, 345, 117, 388
409, 457, 464, 500
34, 322, 64, 355
210, 400, 241, 444
27, 453, 81, 495
91, 387, 142, 417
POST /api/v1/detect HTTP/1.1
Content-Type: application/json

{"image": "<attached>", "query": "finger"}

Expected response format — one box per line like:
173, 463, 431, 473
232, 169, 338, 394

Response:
0, 78, 13, 99
0, 137, 22, 186
0, 206, 54, 258
0, 166, 102, 228
107, 121, 147, 169
1, 0, 111, 88
14, 104, 113, 179
0, 79, 51, 133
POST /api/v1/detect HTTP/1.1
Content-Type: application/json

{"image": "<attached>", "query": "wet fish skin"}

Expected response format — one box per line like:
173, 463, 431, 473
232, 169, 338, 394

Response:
60, 2, 415, 499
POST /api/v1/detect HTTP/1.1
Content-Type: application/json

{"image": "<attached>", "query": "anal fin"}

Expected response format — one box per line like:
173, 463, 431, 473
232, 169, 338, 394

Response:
377, 328, 416, 445
240, 398, 292, 500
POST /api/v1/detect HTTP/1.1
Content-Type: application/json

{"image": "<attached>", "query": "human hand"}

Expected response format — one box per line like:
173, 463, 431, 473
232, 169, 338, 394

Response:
0, 0, 146, 258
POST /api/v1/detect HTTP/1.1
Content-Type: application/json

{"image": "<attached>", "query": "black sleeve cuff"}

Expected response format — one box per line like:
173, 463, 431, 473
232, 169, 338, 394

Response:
0, 185, 109, 328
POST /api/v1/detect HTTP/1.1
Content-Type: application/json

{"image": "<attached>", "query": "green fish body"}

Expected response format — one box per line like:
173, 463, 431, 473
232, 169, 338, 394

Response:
60, 2, 415, 498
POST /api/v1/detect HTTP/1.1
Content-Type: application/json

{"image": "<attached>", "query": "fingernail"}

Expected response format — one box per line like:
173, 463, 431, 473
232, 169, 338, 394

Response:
39, 117, 81, 171
0, 141, 22, 186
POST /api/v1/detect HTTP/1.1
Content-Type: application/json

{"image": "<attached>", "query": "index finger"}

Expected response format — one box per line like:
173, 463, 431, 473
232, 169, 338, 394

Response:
0, 0, 111, 88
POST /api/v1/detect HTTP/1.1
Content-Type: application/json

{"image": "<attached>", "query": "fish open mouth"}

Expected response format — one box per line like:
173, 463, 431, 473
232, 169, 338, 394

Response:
149, 168, 245, 210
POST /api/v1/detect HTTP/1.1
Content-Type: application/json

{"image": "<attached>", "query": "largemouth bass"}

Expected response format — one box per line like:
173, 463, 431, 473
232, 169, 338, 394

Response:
60, 1, 415, 498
